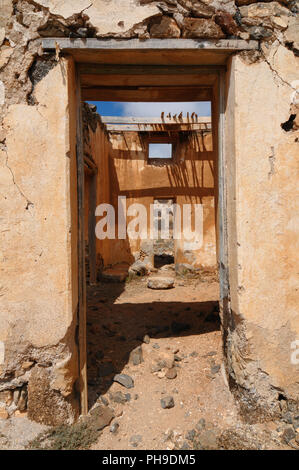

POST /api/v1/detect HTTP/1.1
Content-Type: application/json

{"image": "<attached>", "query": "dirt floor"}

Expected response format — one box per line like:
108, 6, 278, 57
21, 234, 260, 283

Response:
0, 270, 297, 450
85, 272, 294, 450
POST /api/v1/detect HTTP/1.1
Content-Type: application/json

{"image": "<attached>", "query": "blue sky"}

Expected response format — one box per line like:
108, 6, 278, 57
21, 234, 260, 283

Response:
87, 101, 211, 117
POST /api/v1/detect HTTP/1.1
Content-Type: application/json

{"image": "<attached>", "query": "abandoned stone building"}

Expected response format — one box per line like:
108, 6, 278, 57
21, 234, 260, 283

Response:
0, 0, 298, 447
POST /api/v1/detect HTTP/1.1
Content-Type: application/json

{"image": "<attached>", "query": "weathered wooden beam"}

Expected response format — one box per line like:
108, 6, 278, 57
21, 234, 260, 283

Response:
81, 86, 212, 102
105, 123, 211, 131
42, 38, 259, 52
78, 64, 225, 75
75, 68, 88, 415
101, 116, 211, 124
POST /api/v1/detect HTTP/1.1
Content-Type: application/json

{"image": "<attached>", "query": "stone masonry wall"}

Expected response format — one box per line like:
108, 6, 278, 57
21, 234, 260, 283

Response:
0, 0, 298, 424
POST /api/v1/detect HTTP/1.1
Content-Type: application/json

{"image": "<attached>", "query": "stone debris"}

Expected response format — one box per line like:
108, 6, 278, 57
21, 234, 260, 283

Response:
88, 405, 114, 431
113, 374, 134, 389
165, 367, 177, 380
130, 434, 143, 447
110, 421, 119, 434
147, 277, 175, 289
129, 346, 143, 366
161, 396, 175, 409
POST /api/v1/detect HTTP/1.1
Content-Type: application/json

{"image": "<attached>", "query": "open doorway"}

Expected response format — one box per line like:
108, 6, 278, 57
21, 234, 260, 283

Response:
73, 60, 231, 447
79, 89, 227, 446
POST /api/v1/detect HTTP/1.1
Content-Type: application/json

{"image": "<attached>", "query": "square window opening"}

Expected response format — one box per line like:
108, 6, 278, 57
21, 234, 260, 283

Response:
148, 143, 173, 160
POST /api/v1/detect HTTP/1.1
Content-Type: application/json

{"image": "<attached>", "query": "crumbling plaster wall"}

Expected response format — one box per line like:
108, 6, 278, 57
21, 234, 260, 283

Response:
0, 0, 298, 424
225, 45, 299, 419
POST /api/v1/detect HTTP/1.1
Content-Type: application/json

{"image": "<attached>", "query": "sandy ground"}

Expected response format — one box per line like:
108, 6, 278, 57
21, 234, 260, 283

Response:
85, 274, 251, 449
0, 272, 294, 450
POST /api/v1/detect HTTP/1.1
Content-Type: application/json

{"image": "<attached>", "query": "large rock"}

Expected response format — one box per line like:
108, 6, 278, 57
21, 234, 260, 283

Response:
182, 18, 225, 38
150, 16, 181, 38
113, 374, 134, 389
88, 404, 114, 431
147, 277, 174, 289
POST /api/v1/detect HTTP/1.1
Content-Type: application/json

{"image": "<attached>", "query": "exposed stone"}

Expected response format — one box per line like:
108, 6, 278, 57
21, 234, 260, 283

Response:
27, 366, 78, 426
282, 426, 296, 443
165, 367, 177, 379
186, 429, 196, 440
214, 11, 239, 36
182, 18, 226, 39
143, 334, 150, 344
110, 421, 119, 433
88, 404, 114, 431
147, 276, 174, 289
113, 373, 134, 389
150, 16, 181, 38
247, 25, 273, 39
284, 17, 299, 51
130, 434, 142, 447
129, 346, 143, 366
161, 396, 175, 409
21, 361, 34, 370
110, 391, 131, 404
190, 3, 215, 18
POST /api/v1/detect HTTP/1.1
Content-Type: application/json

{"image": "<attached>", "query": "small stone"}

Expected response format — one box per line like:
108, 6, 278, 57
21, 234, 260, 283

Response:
161, 396, 175, 409
150, 16, 181, 39
113, 374, 134, 389
157, 370, 166, 379
211, 364, 221, 375
152, 343, 160, 349
129, 346, 143, 366
110, 391, 131, 404
88, 405, 114, 431
130, 434, 142, 447
143, 335, 150, 344
282, 426, 296, 443
147, 277, 174, 289
190, 351, 198, 357
100, 396, 109, 406
21, 361, 34, 370
166, 367, 177, 380
110, 421, 119, 434
186, 429, 196, 441
182, 18, 225, 39
174, 354, 182, 362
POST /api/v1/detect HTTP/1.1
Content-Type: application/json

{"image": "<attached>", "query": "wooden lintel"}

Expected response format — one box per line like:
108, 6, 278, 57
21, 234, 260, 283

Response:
101, 116, 211, 124
105, 123, 211, 132
81, 86, 212, 102
42, 38, 259, 52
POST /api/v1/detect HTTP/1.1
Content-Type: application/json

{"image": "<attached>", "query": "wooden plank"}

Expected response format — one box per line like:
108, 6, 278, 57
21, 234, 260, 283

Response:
82, 86, 212, 102
101, 116, 211, 124
42, 38, 259, 52
88, 173, 97, 286
80, 72, 217, 87
78, 64, 225, 75
105, 123, 211, 132
75, 69, 88, 416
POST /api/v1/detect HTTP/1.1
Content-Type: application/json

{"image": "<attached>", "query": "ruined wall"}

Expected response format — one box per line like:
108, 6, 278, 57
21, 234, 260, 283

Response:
0, 0, 298, 424
83, 104, 111, 270
224, 46, 299, 420
107, 129, 216, 271
0, 56, 79, 424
